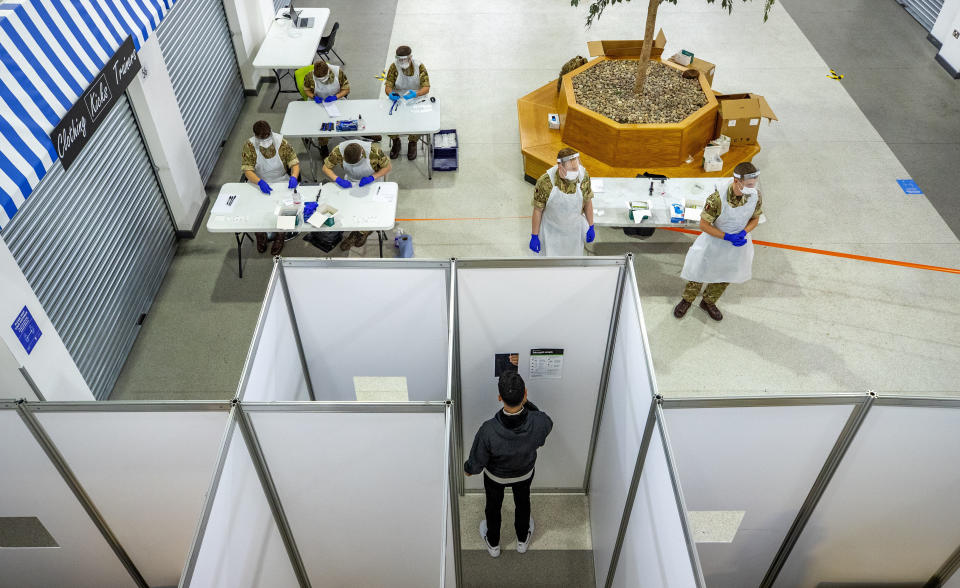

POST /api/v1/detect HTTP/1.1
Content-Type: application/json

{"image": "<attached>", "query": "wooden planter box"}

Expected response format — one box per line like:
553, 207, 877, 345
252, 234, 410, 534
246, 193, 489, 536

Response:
557, 57, 718, 168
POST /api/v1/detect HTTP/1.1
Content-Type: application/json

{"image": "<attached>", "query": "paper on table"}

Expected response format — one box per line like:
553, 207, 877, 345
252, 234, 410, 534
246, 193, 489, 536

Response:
372, 185, 396, 203
322, 101, 342, 117
212, 192, 239, 215
277, 215, 297, 230
684, 207, 702, 222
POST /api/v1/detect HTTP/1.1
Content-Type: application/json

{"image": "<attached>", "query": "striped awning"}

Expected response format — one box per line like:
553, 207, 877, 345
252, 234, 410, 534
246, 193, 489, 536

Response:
0, 0, 173, 229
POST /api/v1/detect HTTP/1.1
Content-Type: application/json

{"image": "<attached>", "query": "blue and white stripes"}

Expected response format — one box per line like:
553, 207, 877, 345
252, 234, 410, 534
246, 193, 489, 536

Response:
0, 0, 174, 229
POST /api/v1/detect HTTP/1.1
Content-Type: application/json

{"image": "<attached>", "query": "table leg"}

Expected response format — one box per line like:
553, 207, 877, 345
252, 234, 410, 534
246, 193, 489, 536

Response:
235, 232, 245, 278
378, 230, 384, 258
271, 69, 284, 109
427, 133, 433, 180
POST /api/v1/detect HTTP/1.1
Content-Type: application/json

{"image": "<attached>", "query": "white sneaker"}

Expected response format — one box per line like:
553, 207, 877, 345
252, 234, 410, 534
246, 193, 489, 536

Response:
517, 516, 535, 554
479, 520, 500, 558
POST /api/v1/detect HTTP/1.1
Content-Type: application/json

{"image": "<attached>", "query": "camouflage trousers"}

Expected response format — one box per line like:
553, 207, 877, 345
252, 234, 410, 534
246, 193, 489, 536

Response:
682, 281, 729, 304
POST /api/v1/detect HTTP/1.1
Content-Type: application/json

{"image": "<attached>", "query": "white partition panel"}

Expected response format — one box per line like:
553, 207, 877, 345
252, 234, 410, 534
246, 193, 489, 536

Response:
35, 409, 229, 587
458, 264, 621, 490
0, 409, 136, 588
250, 409, 447, 588
588, 279, 653, 587
187, 425, 298, 588
776, 404, 960, 586
241, 277, 309, 401
664, 403, 855, 588
283, 264, 449, 401
613, 419, 698, 587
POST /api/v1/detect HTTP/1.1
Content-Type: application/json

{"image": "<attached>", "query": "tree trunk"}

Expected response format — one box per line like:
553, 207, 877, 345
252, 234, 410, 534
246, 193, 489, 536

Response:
633, 0, 661, 95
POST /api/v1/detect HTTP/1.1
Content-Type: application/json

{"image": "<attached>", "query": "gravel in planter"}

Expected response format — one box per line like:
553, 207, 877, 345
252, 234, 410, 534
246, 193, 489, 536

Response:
572, 60, 707, 124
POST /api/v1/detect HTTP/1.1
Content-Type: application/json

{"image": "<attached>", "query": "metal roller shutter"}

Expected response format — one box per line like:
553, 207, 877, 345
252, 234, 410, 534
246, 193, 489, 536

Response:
274, 0, 287, 14
903, 0, 945, 31
1, 96, 176, 399
157, 0, 245, 183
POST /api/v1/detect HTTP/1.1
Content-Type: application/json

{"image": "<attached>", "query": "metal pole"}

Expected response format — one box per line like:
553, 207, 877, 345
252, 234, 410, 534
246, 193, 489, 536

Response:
583, 258, 627, 493
445, 404, 464, 588
235, 402, 313, 588
278, 261, 316, 401
656, 401, 706, 587
604, 397, 659, 588
927, 542, 960, 587
759, 391, 876, 587
17, 366, 46, 401
451, 258, 465, 498
16, 401, 149, 588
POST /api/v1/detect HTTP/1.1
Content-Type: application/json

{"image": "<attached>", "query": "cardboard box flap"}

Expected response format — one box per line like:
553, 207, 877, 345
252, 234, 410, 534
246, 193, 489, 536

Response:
756, 95, 778, 121
587, 29, 667, 57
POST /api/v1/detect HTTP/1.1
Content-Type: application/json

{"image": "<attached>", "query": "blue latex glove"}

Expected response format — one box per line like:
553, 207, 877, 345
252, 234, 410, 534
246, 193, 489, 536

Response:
288, 176, 298, 189
388, 92, 401, 102
586, 224, 596, 243
335, 177, 352, 189
403, 90, 416, 99
359, 175, 375, 187
257, 179, 272, 194
324, 94, 337, 103
723, 232, 744, 244
302, 202, 318, 221
732, 236, 748, 247
313, 95, 321, 104
529, 234, 541, 253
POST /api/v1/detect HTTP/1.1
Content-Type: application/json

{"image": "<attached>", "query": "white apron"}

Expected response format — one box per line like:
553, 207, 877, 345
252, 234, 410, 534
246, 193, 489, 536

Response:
393, 59, 421, 92
540, 166, 588, 257
312, 64, 340, 98
680, 185, 757, 284
338, 140, 376, 181
250, 133, 289, 183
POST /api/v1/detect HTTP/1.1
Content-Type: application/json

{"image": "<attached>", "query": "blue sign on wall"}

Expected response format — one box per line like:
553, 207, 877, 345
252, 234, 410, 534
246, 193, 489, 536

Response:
896, 179, 923, 195
11, 306, 42, 355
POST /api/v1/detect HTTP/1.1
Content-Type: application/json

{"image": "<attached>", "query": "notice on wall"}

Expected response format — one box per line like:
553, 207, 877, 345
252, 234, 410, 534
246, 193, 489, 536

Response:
494, 353, 519, 377
11, 306, 42, 355
529, 348, 564, 379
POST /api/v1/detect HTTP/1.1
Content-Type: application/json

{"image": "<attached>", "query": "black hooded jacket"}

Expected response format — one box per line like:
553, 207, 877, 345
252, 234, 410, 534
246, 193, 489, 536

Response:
464, 401, 553, 479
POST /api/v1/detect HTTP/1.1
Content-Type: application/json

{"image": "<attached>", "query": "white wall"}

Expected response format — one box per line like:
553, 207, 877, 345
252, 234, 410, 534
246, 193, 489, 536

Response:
127, 35, 207, 233
0, 239, 92, 400
932, 0, 960, 43
935, 6, 960, 75
0, 339, 36, 400
222, 0, 275, 90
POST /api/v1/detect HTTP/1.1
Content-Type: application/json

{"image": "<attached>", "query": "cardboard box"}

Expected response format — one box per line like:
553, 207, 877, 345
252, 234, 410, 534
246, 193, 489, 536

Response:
714, 93, 778, 145
687, 57, 716, 85
587, 29, 668, 59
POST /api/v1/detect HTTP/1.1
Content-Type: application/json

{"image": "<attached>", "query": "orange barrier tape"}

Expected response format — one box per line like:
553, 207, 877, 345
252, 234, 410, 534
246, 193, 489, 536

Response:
392, 216, 960, 275
661, 227, 960, 275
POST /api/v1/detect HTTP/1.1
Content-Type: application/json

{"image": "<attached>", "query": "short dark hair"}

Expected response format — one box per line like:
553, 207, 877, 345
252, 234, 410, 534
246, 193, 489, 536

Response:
314, 60, 329, 78
733, 161, 758, 178
343, 143, 363, 164
253, 120, 271, 139
498, 372, 525, 407
396, 45, 411, 57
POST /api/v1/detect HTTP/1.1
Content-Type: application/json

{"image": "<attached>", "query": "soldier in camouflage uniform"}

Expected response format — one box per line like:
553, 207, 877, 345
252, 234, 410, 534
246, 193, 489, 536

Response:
529, 148, 596, 256
384, 45, 430, 161
241, 120, 300, 255
302, 60, 350, 159
675, 162, 764, 322
322, 140, 391, 251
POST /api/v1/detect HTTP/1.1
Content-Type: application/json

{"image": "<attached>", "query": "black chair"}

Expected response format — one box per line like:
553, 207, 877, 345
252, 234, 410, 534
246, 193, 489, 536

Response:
316, 22, 344, 65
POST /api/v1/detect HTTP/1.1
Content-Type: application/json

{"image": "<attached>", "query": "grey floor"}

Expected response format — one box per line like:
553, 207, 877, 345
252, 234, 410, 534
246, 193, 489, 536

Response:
108, 1, 960, 583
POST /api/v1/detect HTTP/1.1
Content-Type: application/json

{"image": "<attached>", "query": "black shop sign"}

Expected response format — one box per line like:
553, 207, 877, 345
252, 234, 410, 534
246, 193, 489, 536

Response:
50, 36, 141, 170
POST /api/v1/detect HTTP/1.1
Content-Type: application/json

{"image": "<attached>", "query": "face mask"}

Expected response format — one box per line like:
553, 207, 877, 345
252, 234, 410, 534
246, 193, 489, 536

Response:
740, 186, 758, 196
259, 138, 273, 149
397, 57, 412, 68
562, 167, 579, 181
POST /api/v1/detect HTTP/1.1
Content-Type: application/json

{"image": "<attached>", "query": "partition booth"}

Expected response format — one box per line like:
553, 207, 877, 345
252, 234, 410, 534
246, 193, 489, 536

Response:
2, 257, 960, 588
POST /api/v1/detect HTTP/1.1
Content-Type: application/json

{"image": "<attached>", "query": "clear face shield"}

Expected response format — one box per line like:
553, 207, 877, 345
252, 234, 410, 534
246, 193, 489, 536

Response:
258, 135, 273, 149
396, 54, 413, 70
557, 152, 581, 180
733, 170, 760, 195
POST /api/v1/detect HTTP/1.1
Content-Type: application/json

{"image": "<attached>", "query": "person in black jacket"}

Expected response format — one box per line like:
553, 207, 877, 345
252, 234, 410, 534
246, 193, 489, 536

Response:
464, 372, 553, 558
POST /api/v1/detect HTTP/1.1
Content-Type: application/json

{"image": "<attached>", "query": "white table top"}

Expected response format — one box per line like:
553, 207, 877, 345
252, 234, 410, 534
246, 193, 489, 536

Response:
206, 181, 397, 233
253, 8, 330, 69
280, 97, 443, 138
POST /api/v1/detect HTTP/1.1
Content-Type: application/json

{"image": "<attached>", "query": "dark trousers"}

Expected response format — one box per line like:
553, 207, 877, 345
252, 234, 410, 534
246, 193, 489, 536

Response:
483, 471, 533, 547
